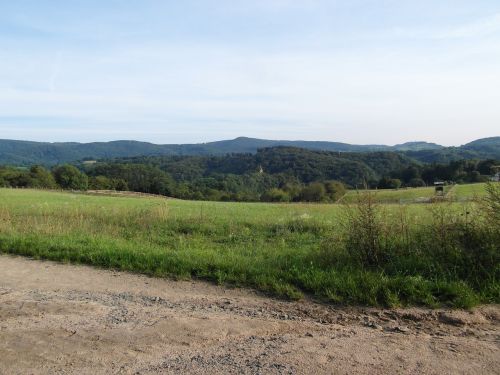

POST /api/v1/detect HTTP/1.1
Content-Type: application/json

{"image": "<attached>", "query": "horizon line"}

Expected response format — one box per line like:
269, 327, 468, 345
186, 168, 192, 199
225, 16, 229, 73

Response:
1, 135, 498, 148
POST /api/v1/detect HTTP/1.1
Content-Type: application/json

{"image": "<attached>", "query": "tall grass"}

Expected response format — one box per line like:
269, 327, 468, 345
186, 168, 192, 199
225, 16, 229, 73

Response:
316, 186, 499, 307
0, 188, 498, 308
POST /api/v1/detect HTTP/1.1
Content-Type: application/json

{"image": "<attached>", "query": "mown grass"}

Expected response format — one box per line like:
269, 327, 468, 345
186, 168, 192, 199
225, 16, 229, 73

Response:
0, 188, 498, 308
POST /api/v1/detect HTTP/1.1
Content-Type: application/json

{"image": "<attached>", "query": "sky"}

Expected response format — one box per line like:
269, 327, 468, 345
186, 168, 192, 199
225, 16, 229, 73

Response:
0, 0, 499, 146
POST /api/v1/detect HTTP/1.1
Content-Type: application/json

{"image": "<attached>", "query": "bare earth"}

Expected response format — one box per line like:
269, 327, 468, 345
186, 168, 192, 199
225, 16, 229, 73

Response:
0, 255, 498, 375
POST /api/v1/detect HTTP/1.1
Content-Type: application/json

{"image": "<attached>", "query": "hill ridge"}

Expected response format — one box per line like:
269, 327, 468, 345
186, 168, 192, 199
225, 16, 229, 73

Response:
0, 136, 498, 166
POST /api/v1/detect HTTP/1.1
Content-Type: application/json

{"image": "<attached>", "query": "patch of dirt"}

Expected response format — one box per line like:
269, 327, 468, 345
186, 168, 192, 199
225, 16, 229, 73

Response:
0, 255, 498, 374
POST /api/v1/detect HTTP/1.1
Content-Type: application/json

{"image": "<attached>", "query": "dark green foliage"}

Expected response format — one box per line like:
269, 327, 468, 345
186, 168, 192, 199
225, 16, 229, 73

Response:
1, 145, 498, 202
402, 137, 500, 163
86, 147, 414, 199
0, 165, 57, 189
260, 188, 290, 202
89, 176, 129, 191
0, 136, 498, 166
299, 182, 327, 202
88, 163, 174, 195
0, 167, 30, 188
394, 159, 498, 186
378, 177, 402, 189
409, 178, 426, 187
462, 137, 500, 155
53, 165, 89, 190
29, 166, 58, 189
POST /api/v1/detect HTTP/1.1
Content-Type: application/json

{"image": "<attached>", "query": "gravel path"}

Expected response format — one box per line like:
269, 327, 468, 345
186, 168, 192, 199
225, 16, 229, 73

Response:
0, 255, 498, 374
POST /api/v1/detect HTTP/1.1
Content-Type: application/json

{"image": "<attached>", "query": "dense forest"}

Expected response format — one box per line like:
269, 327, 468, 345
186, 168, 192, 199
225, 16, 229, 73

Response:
0, 136, 498, 166
1, 146, 497, 202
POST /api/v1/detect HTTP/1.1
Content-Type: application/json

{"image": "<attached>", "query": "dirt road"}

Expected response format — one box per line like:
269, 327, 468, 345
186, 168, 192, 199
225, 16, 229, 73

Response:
0, 255, 498, 374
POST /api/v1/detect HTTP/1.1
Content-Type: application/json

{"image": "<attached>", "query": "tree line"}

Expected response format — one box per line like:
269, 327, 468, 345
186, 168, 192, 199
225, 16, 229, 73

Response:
0, 163, 347, 202
0, 147, 497, 202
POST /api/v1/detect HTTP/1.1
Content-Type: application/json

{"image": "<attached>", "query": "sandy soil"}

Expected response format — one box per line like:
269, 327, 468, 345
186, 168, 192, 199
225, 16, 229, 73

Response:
0, 255, 498, 375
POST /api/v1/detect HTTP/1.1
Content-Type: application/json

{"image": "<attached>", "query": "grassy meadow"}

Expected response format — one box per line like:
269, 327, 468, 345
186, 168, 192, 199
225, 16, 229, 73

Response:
451, 183, 489, 200
341, 186, 437, 203
0, 186, 498, 308
341, 183, 488, 204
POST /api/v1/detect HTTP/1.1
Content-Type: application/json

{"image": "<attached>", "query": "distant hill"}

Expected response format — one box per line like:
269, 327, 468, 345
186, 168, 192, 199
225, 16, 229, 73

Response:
402, 137, 500, 163
0, 136, 498, 166
391, 141, 443, 151
462, 137, 500, 154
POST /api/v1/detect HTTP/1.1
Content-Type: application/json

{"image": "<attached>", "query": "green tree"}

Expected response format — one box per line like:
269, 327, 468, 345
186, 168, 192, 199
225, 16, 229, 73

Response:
299, 182, 326, 202
53, 165, 89, 190
378, 177, 402, 189
89, 176, 113, 190
324, 180, 346, 202
260, 188, 290, 202
112, 179, 129, 191
29, 165, 58, 189
408, 178, 426, 187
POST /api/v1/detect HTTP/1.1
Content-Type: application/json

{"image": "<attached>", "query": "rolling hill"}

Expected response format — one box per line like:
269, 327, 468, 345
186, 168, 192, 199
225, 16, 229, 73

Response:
0, 136, 498, 166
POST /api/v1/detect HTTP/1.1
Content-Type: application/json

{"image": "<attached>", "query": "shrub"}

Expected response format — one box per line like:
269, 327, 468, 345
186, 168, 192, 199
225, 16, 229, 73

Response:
483, 182, 500, 227
324, 180, 346, 202
343, 192, 385, 266
29, 165, 58, 189
260, 188, 290, 202
378, 177, 402, 189
53, 165, 89, 190
409, 178, 426, 187
300, 182, 326, 202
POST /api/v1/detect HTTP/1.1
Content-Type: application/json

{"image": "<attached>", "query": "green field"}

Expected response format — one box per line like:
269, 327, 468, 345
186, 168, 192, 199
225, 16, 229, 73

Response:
341, 183, 488, 204
341, 186, 437, 203
0, 188, 498, 308
450, 183, 489, 200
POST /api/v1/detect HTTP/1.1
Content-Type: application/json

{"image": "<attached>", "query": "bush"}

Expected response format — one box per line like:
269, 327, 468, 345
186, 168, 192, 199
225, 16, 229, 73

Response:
378, 177, 402, 189
324, 180, 346, 202
261, 188, 290, 202
409, 178, 426, 187
52, 165, 89, 190
29, 166, 58, 189
483, 182, 500, 227
343, 192, 385, 266
300, 182, 326, 202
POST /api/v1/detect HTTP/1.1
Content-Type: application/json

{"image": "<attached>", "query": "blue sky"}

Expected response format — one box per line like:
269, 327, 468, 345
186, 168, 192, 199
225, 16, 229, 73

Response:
0, 0, 499, 145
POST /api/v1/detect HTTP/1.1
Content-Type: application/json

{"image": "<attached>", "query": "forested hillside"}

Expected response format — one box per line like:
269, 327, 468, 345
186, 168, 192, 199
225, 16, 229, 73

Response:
1, 136, 498, 166
98, 147, 415, 187
1, 146, 497, 202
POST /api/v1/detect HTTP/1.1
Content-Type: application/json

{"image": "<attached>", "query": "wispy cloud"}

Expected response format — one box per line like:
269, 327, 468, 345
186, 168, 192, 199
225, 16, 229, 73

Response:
0, 1, 499, 145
